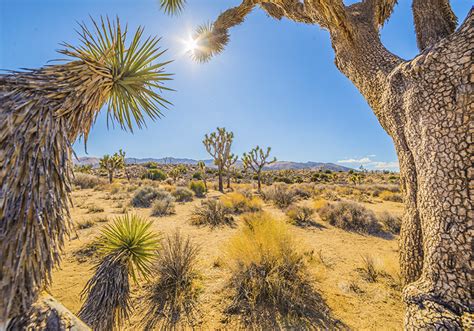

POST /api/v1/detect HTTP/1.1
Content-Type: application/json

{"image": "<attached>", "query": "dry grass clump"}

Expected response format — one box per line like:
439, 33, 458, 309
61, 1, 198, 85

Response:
131, 186, 169, 208
357, 255, 379, 283
139, 232, 202, 329
86, 205, 105, 214
172, 187, 194, 202
79, 215, 159, 330
379, 212, 401, 234
379, 190, 403, 202
76, 219, 96, 230
224, 212, 339, 328
318, 201, 381, 235
73, 240, 102, 263
73, 172, 106, 189
191, 199, 234, 227
220, 192, 262, 214
286, 205, 315, 226
290, 183, 314, 199
151, 196, 176, 217
262, 184, 296, 209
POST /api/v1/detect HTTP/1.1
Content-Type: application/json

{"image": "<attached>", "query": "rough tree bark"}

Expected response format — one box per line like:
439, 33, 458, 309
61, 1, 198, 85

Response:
195, 0, 473, 328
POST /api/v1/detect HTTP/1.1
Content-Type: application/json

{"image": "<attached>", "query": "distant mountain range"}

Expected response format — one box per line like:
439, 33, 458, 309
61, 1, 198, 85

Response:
74, 156, 353, 172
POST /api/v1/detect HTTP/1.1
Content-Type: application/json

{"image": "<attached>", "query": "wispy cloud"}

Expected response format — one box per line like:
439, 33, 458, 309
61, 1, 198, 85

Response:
337, 157, 372, 164
337, 156, 399, 171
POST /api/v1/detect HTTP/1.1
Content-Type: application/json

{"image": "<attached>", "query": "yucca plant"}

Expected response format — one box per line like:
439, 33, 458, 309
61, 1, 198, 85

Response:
0, 17, 171, 323
78, 214, 160, 330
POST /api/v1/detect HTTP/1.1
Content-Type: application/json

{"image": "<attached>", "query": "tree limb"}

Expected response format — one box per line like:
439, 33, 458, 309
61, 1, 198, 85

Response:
412, 0, 457, 50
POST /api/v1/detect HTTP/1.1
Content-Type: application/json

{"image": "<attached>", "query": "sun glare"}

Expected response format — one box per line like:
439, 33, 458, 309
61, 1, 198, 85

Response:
184, 37, 198, 53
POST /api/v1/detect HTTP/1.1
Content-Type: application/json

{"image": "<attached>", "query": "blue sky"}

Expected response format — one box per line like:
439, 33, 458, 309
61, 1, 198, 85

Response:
1, 1, 471, 170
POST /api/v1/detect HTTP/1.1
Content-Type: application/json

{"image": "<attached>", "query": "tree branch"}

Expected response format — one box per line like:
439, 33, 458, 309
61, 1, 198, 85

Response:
412, 0, 457, 50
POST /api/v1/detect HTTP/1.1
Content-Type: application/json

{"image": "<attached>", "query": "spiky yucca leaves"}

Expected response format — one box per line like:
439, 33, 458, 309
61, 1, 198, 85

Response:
0, 17, 171, 322
139, 231, 202, 329
159, 0, 186, 15
78, 214, 159, 330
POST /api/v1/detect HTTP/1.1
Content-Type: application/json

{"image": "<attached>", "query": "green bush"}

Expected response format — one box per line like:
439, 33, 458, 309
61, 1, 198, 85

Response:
189, 181, 206, 197
192, 172, 202, 180
143, 169, 167, 181
172, 187, 194, 202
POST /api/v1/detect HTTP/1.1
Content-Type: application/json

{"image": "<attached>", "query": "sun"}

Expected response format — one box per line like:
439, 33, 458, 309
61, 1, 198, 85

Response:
184, 37, 198, 53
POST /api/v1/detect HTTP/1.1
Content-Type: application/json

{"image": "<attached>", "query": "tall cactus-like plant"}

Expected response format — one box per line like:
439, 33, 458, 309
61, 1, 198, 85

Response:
197, 161, 208, 190
0, 17, 171, 323
202, 128, 234, 192
242, 146, 276, 192
99, 152, 125, 183
224, 153, 238, 189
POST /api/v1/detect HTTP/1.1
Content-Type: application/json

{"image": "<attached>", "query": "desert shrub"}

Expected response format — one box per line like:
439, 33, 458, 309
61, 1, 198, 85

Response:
192, 172, 202, 180
77, 219, 96, 230
191, 199, 233, 227
131, 186, 169, 208
262, 184, 296, 209
189, 181, 206, 197
379, 190, 403, 202
318, 201, 381, 234
87, 205, 104, 213
379, 212, 401, 234
313, 198, 329, 211
286, 205, 315, 226
139, 232, 201, 329
290, 184, 313, 199
172, 187, 194, 202
73, 173, 106, 189
144, 161, 158, 169
225, 212, 337, 328
151, 196, 176, 217
357, 255, 379, 282
220, 192, 263, 214
142, 169, 167, 181
79, 215, 159, 330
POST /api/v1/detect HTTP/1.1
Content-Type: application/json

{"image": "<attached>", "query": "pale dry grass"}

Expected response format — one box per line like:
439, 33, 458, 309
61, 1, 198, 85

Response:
51, 183, 404, 330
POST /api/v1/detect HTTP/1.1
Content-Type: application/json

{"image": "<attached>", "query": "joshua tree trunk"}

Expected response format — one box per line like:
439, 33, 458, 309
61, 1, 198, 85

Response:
108, 170, 113, 184
257, 173, 262, 192
189, 1, 472, 327
331, 11, 472, 329
218, 171, 224, 192
227, 174, 231, 189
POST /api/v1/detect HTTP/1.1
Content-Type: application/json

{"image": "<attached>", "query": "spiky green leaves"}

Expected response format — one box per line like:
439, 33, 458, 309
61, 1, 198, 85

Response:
99, 214, 160, 282
61, 17, 172, 132
160, 0, 187, 15
190, 23, 229, 63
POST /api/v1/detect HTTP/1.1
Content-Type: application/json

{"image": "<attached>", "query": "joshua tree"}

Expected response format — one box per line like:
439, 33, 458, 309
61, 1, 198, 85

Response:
0, 17, 171, 324
99, 152, 125, 183
197, 161, 208, 190
224, 153, 238, 189
119, 149, 131, 181
349, 173, 363, 185
203, 128, 234, 192
169, 164, 187, 183
79, 214, 159, 330
242, 146, 276, 192
161, 1, 472, 327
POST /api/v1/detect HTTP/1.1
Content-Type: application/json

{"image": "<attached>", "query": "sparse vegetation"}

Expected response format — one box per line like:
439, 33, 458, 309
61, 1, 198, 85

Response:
379, 212, 402, 234
151, 196, 176, 216
318, 201, 381, 235
224, 212, 338, 328
139, 232, 201, 329
172, 187, 194, 202
286, 205, 315, 226
379, 190, 403, 203
73, 173, 106, 189
358, 255, 379, 283
203, 128, 235, 192
131, 186, 169, 208
191, 199, 233, 227
220, 192, 262, 214
189, 180, 206, 197
262, 184, 296, 209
